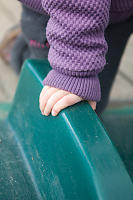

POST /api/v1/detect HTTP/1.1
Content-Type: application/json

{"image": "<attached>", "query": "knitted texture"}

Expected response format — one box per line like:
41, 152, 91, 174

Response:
43, 0, 110, 102
18, 0, 44, 14
110, 1, 133, 23
19, 0, 133, 101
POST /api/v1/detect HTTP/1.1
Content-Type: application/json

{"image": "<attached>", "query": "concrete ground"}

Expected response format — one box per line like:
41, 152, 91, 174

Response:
0, 1, 133, 107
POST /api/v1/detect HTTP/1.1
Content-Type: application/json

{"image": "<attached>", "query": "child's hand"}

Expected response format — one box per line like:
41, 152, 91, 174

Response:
39, 86, 96, 116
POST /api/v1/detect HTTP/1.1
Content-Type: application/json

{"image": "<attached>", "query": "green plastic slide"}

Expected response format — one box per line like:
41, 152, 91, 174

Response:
0, 59, 133, 200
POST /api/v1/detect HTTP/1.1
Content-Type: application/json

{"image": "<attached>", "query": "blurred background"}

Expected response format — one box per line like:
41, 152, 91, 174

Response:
0, 0, 21, 102
0, 0, 133, 108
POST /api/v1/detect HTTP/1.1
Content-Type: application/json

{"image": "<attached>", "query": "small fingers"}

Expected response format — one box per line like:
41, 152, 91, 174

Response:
39, 87, 59, 114
44, 90, 69, 116
52, 94, 82, 116
39, 86, 50, 103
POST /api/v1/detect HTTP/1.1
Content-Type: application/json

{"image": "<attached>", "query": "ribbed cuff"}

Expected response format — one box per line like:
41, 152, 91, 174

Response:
18, 0, 44, 14
43, 70, 101, 102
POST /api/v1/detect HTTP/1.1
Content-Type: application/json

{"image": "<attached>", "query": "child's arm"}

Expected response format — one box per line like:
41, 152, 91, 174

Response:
39, 0, 111, 116
18, 0, 111, 116
42, 0, 111, 100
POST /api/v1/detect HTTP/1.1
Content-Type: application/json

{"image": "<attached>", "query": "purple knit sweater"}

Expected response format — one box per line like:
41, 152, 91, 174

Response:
19, 0, 133, 102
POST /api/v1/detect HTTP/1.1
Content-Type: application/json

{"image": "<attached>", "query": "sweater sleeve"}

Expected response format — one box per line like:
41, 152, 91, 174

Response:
18, 0, 45, 14
42, 0, 111, 102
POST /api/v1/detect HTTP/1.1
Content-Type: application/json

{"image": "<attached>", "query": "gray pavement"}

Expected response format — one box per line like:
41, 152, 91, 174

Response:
0, 1, 133, 105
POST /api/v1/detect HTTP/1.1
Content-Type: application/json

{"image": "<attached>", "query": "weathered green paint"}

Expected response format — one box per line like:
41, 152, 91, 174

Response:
0, 59, 133, 199
0, 121, 40, 200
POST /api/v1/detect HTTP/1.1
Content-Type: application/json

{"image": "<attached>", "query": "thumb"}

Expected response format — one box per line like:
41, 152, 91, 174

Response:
88, 100, 97, 110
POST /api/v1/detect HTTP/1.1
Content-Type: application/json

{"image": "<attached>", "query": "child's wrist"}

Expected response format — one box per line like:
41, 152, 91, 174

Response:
43, 69, 101, 102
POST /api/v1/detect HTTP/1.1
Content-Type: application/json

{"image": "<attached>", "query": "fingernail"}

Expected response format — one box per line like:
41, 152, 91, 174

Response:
52, 110, 57, 116
44, 110, 49, 116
